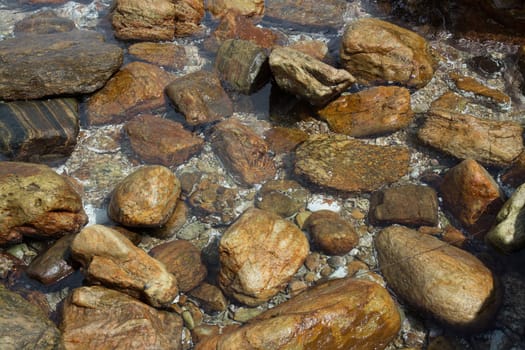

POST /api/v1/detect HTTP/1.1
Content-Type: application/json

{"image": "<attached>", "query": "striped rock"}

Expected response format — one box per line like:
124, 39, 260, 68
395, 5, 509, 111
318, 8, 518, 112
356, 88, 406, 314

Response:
0, 98, 79, 162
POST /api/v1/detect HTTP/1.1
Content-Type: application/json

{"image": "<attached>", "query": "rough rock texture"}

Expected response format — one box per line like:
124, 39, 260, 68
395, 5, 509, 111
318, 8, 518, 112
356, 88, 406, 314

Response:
14, 10, 76, 34
149, 240, 207, 292
218, 208, 309, 306
26, 234, 75, 285
165, 70, 233, 126
0, 162, 87, 245
376, 225, 501, 331
188, 179, 240, 225
189, 283, 228, 312
255, 180, 308, 217
108, 165, 181, 227
71, 225, 179, 307
295, 134, 410, 192
0, 30, 122, 100
210, 119, 276, 186
269, 47, 355, 106
304, 210, 359, 255
316, 86, 413, 137
369, 184, 439, 226
61, 286, 182, 350
0, 98, 79, 162
264, 126, 308, 154
340, 18, 435, 88
215, 39, 270, 94
440, 159, 503, 228
486, 182, 525, 253
0, 285, 63, 350
195, 278, 401, 350
124, 115, 204, 167
87, 61, 175, 126
207, 0, 264, 17
128, 42, 188, 70
418, 102, 523, 166
265, 0, 348, 30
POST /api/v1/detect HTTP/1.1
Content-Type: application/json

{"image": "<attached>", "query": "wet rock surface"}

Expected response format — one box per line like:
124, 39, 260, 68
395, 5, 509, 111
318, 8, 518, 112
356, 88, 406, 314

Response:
304, 210, 358, 255
263, 126, 308, 154
26, 234, 75, 285
14, 10, 75, 34
255, 179, 308, 217
188, 179, 241, 225
188, 282, 228, 313
207, 0, 264, 18
128, 42, 188, 70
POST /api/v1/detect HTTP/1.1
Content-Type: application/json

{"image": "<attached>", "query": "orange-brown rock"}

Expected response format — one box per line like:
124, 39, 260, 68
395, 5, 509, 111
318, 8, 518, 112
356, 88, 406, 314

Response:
340, 18, 435, 88
87, 62, 175, 125
14, 10, 76, 34
255, 179, 308, 218
173, 0, 205, 37
61, 286, 183, 349
210, 119, 276, 186
195, 278, 401, 350
317, 86, 413, 137
304, 210, 359, 255
188, 282, 228, 312
71, 225, 179, 307
501, 151, 525, 188
449, 72, 511, 110
207, 0, 264, 18
289, 40, 328, 62
108, 166, 181, 227
128, 42, 188, 70
264, 126, 308, 154
376, 225, 501, 331
218, 208, 309, 306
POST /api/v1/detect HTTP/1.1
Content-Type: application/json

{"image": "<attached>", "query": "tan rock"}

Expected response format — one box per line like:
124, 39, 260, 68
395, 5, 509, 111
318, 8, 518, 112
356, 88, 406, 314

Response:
61, 286, 182, 349
87, 62, 175, 125
317, 86, 413, 137
207, 0, 264, 17
340, 18, 435, 88
128, 42, 188, 70
376, 225, 501, 331
108, 166, 180, 227
218, 208, 309, 306
195, 278, 401, 350
71, 225, 179, 307
304, 210, 359, 255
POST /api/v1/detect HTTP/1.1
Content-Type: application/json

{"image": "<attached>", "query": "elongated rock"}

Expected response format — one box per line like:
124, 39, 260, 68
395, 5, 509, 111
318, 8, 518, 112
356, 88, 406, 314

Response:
376, 225, 501, 331
195, 278, 401, 350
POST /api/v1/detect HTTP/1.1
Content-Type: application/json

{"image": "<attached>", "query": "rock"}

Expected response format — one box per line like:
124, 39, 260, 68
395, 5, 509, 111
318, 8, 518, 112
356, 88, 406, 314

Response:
0, 252, 24, 279
418, 98, 523, 166
61, 286, 182, 350
218, 208, 309, 306
316, 86, 413, 137
263, 126, 308, 154
149, 240, 207, 292
210, 119, 276, 186
519, 45, 525, 94
124, 115, 204, 167
215, 39, 270, 94
0, 98, 79, 162
255, 180, 308, 217
289, 40, 329, 62
269, 47, 355, 106
188, 283, 228, 312
0, 30, 123, 101
303, 210, 358, 255
128, 42, 188, 70
265, 0, 348, 30
340, 18, 435, 88
440, 159, 504, 229
14, 10, 76, 34
375, 225, 501, 331
449, 72, 511, 110
295, 134, 410, 192
147, 200, 188, 239
195, 278, 401, 350
87, 62, 175, 126
207, 0, 264, 17
188, 179, 240, 225
165, 70, 233, 126
486, 183, 525, 253
172, 0, 205, 37
26, 234, 75, 285
369, 184, 439, 226
501, 151, 525, 188
108, 165, 181, 227
269, 85, 317, 125
71, 225, 179, 307
0, 162, 87, 245
0, 285, 63, 350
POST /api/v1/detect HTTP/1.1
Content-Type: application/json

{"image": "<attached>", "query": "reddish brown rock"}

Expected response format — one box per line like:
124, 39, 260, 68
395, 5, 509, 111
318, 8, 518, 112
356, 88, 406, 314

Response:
316, 86, 413, 137
149, 240, 207, 292
211, 119, 276, 186
195, 278, 401, 350
264, 126, 308, 154
0, 162, 87, 245
108, 166, 181, 227
218, 208, 309, 306
87, 62, 175, 126
26, 234, 75, 285
124, 115, 204, 167
440, 159, 504, 229
71, 225, 179, 307
207, 0, 264, 17
376, 225, 501, 331
128, 42, 188, 70
295, 134, 410, 192
304, 210, 359, 255
189, 283, 228, 312
340, 18, 435, 88
165, 70, 233, 126
449, 72, 511, 110
61, 286, 183, 349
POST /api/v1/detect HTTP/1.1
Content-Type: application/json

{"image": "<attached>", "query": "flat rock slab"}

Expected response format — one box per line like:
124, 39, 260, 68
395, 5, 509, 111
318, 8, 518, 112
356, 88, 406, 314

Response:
14, 10, 76, 34
265, 0, 348, 30
295, 134, 410, 192
26, 234, 75, 285
0, 30, 122, 100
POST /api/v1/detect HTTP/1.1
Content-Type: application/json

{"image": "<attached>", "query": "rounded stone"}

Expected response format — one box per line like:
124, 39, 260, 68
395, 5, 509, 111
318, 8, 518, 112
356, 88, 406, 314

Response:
304, 210, 359, 256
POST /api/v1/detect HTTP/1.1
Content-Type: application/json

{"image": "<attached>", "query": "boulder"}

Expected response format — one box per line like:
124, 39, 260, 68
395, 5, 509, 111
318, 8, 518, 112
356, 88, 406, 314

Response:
172, 0, 205, 37
303, 210, 359, 255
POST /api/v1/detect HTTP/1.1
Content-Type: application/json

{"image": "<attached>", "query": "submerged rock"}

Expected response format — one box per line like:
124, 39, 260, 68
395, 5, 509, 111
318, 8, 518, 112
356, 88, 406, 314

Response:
14, 10, 76, 34
128, 42, 188, 70
26, 234, 75, 285
255, 179, 308, 217
265, 0, 348, 30
303, 210, 359, 255
449, 72, 511, 110
207, 0, 264, 17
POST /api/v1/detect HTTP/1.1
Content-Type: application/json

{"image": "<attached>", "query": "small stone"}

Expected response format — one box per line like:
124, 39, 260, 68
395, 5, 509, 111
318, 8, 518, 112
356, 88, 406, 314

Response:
295, 211, 312, 229
304, 271, 317, 283
327, 256, 346, 268
14, 10, 76, 34
26, 234, 75, 285
108, 165, 181, 227
147, 200, 188, 239
255, 180, 308, 217
233, 307, 264, 323
346, 260, 369, 277
304, 210, 358, 256
263, 127, 308, 154
128, 42, 188, 70
188, 179, 240, 225
304, 252, 321, 271
265, 0, 348, 30
192, 325, 220, 344
165, 70, 233, 126
440, 225, 468, 248
350, 208, 365, 220
288, 279, 308, 296
188, 283, 228, 312
449, 72, 511, 110
207, 0, 264, 17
